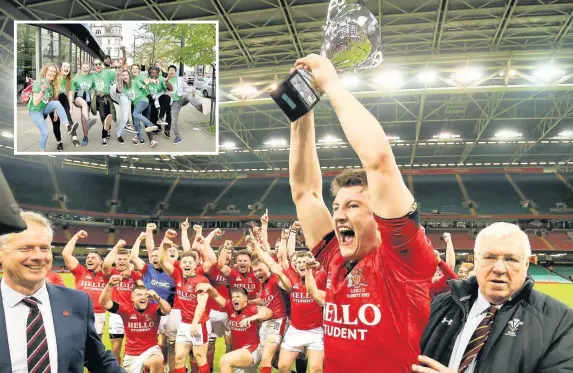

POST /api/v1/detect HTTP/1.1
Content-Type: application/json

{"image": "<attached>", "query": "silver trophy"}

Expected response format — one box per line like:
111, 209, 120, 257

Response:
271, 0, 382, 121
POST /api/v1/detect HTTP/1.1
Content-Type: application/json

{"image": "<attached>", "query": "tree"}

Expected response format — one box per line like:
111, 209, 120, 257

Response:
149, 24, 216, 66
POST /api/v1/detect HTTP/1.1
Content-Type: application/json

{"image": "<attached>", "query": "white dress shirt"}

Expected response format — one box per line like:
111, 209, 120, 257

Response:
1, 280, 59, 373
448, 290, 502, 373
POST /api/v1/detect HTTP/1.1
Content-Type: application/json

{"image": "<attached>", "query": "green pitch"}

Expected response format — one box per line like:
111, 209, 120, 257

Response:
58, 274, 573, 372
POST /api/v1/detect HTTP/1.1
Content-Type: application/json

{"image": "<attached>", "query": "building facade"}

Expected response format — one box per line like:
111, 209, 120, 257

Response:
91, 23, 123, 61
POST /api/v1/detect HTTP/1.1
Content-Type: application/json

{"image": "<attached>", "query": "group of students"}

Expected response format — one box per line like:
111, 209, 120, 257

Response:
26, 53, 204, 152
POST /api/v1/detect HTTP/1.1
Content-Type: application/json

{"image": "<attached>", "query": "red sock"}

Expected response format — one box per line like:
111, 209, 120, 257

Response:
198, 364, 210, 373
259, 368, 272, 373
116, 357, 121, 365
174, 368, 187, 373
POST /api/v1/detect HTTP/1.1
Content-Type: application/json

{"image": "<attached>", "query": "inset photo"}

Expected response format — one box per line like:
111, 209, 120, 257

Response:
15, 21, 218, 154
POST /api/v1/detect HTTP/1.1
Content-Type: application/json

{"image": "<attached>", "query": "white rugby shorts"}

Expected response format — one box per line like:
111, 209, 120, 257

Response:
108, 312, 125, 336
234, 344, 262, 373
158, 315, 169, 335
94, 312, 106, 335
165, 308, 182, 341
209, 309, 230, 341
175, 321, 212, 346
259, 318, 287, 346
281, 325, 324, 352
122, 345, 163, 373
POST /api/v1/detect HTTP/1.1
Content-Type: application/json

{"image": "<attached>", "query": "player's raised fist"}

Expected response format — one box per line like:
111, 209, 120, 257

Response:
193, 224, 202, 233
75, 230, 88, 238
138, 232, 147, 241
442, 232, 451, 243
109, 275, 122, 286
224, 239, 233, 248
165, 229, 177, 239
115, 239, 126, 249
146, 223, 156, 231
292, 221, 301, 230
213, 228, 223, 236
260, 209, 269, 224
181, 218, 190, 230
281, 229, 289, 240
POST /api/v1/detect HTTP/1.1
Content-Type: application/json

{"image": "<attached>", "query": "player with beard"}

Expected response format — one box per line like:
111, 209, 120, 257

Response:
197, 284, 273, 373
102, 240, 145, 363
100, 278, 171, 373
62, 229, 108, 336
288, 55, 436, 373
247, 235, 291, 373
159, 241, 211, 373
218, 244, 260, 301
131, 230, 176, 370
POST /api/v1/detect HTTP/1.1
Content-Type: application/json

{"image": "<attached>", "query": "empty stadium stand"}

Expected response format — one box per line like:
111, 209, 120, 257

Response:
2, 159, 59, 208
214, 178, 275, 215
462, 174, 526, 214
117, 174, 171, 215
511, 174, 573, 213
56, 168, 114, 212
412, 175, 467, 214
169, 178, 233, 216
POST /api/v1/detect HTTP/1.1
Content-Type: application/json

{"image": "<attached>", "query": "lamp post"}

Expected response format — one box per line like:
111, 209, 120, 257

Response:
210, 63, 216, 127
133, 35, 145, 69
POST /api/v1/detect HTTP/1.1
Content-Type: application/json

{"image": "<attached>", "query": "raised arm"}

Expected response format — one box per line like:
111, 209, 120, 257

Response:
201, 228, 223, 272
294, 55, 413, 219
217, 247, 232, 276
130, 233, 147, 272
277, 229, 290, 270
62, 230, 88, 272
287, 221, 300, 259
260, 209, 269, 245
102, 240, 126, 276
289, 110, 335, 250
181, 218, 191, 252
159, 238, 176, 276
247, 234, 292, 291
147, 290, 172, 315
145, 223, 156, 258
443, 233, 455, 270
99, 275, 121, 310
305, 265, 325, 306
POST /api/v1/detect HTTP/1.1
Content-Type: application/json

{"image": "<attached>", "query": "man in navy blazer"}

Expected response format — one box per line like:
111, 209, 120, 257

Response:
0, 211, 124, 373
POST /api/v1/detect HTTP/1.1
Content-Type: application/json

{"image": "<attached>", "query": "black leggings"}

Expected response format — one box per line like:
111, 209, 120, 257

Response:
150, 95, 171, 130
47, 93, 73, 142
96, 95, 111, 139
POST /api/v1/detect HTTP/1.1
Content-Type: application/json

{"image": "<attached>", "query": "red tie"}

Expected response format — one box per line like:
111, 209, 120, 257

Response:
22, 297, 51, 373
458, 305, 498, 373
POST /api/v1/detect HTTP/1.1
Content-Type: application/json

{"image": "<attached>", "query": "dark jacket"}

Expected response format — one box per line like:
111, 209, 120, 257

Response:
0, 282, 125, 373
421, 275, 573, 373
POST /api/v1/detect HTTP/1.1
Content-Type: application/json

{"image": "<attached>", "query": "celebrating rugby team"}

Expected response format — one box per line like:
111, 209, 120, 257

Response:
38, 54, 573, 373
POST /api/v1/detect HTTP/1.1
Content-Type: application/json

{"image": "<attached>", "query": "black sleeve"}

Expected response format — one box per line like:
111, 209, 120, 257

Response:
107, 301, 120, 314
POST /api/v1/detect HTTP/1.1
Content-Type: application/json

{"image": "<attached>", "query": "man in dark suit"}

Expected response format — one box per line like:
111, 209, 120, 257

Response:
0, 210, 125, 373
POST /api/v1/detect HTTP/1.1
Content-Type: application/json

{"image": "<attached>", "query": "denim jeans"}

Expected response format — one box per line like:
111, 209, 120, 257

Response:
29, 100, 69, 150
116, 94, 130, 138
132, 99, 154, 141
170, 93, 202, 138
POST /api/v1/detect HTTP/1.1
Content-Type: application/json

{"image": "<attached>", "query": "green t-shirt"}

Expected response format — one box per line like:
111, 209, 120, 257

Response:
148, 77, 166, 96
59, 78, 70, 94
28, 78, 54, 112
168, 77, 181, 102
72, 73, 94, 91
92, 69, 115, 94
125, 79, 150, 105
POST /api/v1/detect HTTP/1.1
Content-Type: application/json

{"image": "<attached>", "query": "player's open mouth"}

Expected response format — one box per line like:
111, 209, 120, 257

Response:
24, 264, 44, 271
338, 227, 355, 245
233, 301, 240, 308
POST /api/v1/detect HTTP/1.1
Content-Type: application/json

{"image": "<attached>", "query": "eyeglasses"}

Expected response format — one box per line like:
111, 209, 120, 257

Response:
479, 253, 524, 269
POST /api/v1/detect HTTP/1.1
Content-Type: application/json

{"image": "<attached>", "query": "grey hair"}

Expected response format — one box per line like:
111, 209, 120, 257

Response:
0, 210, 54, 248
474, 222, 531, 259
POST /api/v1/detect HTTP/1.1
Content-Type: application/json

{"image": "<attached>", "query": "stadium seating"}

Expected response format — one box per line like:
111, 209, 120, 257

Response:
214, 178, 275, 215
56, 168, 114, 212
117, 174, 172, 215
265, 179, 296, 215
553, 266, 573, 280
546, 232, 573, 251
168, 179, 233, 216
413, 175, 467, 214
461, 174, 526, 214
0, 158, 59, 208
511, 174, 573, 213
528, 264, 570, 283
426, 231, 476, 250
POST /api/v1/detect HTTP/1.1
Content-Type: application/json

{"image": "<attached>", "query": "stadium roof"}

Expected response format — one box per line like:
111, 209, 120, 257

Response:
1, 0, 573, 176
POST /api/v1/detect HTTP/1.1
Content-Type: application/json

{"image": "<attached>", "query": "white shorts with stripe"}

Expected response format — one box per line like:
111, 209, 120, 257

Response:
122, 345, 162, 373
176, 321, 212, 346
